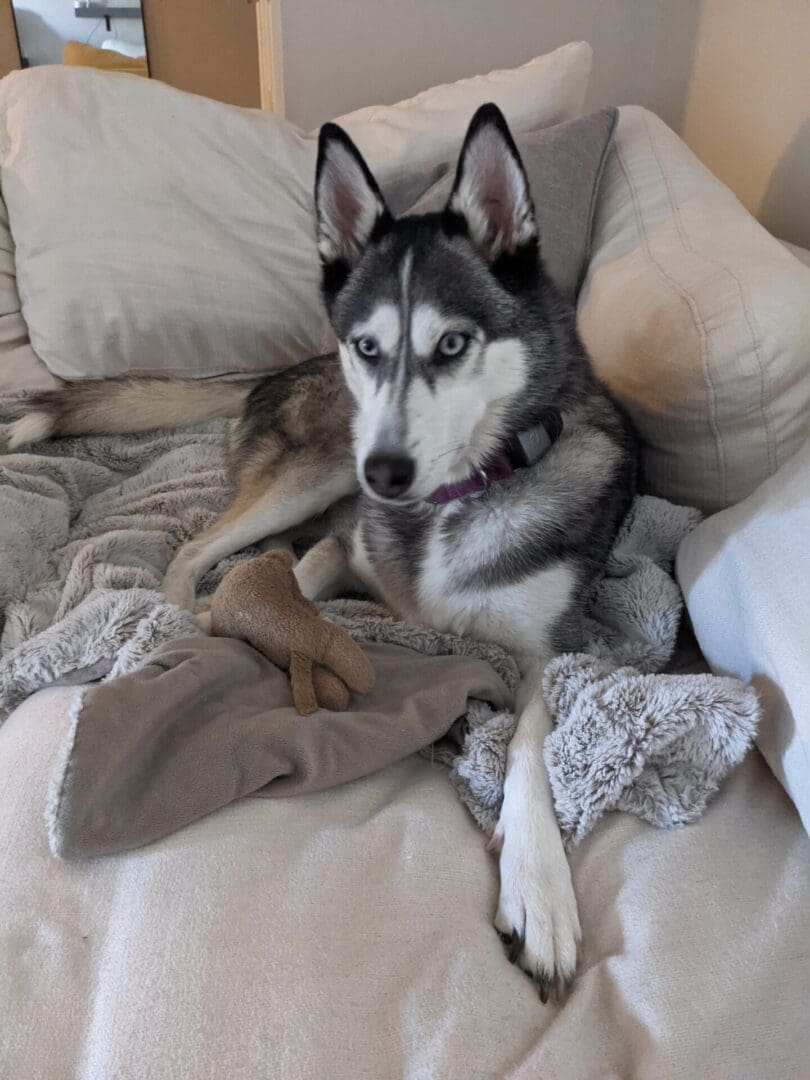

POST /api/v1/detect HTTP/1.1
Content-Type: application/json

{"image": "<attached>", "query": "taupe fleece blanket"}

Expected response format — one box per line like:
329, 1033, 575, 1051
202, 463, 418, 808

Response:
47, 636, 515, 859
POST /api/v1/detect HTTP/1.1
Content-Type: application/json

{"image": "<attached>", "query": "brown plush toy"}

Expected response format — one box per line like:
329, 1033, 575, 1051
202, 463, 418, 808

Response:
210, 550, 375, 716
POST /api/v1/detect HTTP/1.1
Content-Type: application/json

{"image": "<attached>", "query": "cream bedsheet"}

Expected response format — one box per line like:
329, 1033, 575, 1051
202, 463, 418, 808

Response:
1, 686, 808, 1079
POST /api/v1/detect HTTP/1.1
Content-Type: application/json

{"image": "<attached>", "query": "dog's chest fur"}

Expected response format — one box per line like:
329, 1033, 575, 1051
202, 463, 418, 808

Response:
346, 406, 630, 661
350, 501, 575, 661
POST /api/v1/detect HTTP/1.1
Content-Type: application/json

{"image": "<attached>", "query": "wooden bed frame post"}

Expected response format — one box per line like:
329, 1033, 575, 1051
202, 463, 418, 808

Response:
253, 0, 285, 117
0, 0, 22, 78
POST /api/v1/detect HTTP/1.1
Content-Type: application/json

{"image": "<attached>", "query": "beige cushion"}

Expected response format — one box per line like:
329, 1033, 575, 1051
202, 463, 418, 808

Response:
0, 68, 327, 382
579, 106, 810, 513
2, 686, 808, 1078
677, 436, 810, 833
0, 44, 591, 382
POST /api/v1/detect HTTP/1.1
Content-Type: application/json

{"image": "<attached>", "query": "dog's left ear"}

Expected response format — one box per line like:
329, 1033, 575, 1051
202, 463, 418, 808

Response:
315, 123, 391, 290
446, 103, 538, 264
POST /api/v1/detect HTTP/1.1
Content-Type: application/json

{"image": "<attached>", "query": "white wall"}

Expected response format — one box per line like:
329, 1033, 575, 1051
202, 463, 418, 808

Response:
679, 0, 810, 249
14, 0, 145, 66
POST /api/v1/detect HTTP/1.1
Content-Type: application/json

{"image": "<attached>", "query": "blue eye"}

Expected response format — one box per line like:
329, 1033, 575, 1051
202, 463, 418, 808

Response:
436, 331, 468, 361
355, 336, 380, 361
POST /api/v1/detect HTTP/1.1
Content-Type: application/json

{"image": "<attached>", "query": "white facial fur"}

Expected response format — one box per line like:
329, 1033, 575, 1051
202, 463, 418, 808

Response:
339, 295, 528, 500
403, 336, 528, 496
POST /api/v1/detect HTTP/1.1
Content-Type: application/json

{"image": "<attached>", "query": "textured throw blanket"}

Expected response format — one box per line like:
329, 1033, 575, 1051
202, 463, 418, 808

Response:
0, 419, 231, 713
1, 414, 758, 843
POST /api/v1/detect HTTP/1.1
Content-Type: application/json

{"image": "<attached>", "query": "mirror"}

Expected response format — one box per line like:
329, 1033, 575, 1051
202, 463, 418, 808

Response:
12, 1, 148, 76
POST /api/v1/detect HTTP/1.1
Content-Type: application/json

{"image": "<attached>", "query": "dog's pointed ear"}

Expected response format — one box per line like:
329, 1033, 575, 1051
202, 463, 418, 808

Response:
315, 123, 391, 286
445, 103, 538, 263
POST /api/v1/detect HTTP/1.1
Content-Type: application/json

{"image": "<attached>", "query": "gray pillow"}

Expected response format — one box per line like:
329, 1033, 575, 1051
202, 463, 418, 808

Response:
406, 107, 617, 300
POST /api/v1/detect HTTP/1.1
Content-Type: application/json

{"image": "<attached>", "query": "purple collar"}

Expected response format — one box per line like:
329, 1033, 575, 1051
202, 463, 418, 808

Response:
427, 451, 513, 505
427, 410, 562, 506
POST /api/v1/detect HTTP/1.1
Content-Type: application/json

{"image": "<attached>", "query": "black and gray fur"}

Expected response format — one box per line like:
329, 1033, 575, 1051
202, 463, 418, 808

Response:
311, 105, 637, 652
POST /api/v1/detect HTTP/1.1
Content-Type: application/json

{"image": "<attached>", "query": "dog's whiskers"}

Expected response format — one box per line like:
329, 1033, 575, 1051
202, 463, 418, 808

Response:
428, 443, 467, 466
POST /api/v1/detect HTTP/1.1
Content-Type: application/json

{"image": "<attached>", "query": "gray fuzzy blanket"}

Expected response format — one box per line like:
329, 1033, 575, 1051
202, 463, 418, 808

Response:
0, 420, 230, 711
0, 415, 758, 843
324, 499, 759, 845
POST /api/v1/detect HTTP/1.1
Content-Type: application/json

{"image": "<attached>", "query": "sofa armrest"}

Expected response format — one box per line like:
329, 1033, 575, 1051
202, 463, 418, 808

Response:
677, 437, 810, 833
578, 105, 810, 514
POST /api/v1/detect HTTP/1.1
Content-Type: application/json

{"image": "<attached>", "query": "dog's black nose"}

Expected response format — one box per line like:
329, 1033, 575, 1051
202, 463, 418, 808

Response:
364, 453, 415, 499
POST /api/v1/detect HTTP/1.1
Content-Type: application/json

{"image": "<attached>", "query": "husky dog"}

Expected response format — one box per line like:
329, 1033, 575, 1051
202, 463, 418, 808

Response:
10, 104, 637, 999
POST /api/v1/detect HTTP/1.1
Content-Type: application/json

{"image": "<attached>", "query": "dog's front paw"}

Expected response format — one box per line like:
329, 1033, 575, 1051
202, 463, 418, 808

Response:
492, 820, 581, 1002
163, 551, 197, 611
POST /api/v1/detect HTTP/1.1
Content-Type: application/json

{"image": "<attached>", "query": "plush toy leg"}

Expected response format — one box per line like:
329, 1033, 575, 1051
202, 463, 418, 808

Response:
322, 627, 376, 694
312, 666, 351, 712
289, 651, 318, 716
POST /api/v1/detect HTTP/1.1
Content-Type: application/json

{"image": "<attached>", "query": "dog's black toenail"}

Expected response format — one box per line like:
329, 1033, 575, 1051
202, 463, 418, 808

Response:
497, 929, 512, 946
507, 929, 524, 965
535, 972, 551, 1004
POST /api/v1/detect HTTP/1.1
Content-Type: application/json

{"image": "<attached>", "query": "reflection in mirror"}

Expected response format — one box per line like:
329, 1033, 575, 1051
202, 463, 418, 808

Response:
12, 1, 148, 76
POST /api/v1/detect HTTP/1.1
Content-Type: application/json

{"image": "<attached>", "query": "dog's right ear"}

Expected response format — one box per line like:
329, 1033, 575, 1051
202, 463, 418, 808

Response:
315, 123, 391, 295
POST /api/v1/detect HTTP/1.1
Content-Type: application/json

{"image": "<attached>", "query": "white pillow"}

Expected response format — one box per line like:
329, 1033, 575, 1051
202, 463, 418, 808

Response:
677, 437, 810, 834
0, 43, 591, 382
578, 106, 810, 513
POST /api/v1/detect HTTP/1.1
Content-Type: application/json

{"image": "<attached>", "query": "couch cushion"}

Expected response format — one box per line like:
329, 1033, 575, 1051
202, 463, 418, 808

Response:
0, 44, 591, 382
2, 686, 808, 1078
677, 436, 810, 833
579, 106, 810, 513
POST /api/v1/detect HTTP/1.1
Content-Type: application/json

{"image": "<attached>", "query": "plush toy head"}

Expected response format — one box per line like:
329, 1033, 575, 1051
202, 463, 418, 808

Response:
210, 550, 375, 716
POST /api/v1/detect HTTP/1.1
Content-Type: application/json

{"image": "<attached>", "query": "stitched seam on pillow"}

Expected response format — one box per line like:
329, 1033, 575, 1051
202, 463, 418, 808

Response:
643, 112, 777, 480
613, 133, 725, 507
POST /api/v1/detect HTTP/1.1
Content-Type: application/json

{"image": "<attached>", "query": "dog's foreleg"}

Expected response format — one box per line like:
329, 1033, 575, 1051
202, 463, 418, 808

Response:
491, 661, 581, 1002
164, 491, 288, 611
163, 461, 354, 610
293, 534, 355, 601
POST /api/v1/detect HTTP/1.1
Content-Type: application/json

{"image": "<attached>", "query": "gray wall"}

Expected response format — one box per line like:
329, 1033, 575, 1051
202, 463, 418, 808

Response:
280, 0, 809, 247
280, 1, 702, 132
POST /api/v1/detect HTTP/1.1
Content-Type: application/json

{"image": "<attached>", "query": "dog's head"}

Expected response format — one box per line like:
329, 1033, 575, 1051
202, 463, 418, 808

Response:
315, 103, 567, 504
